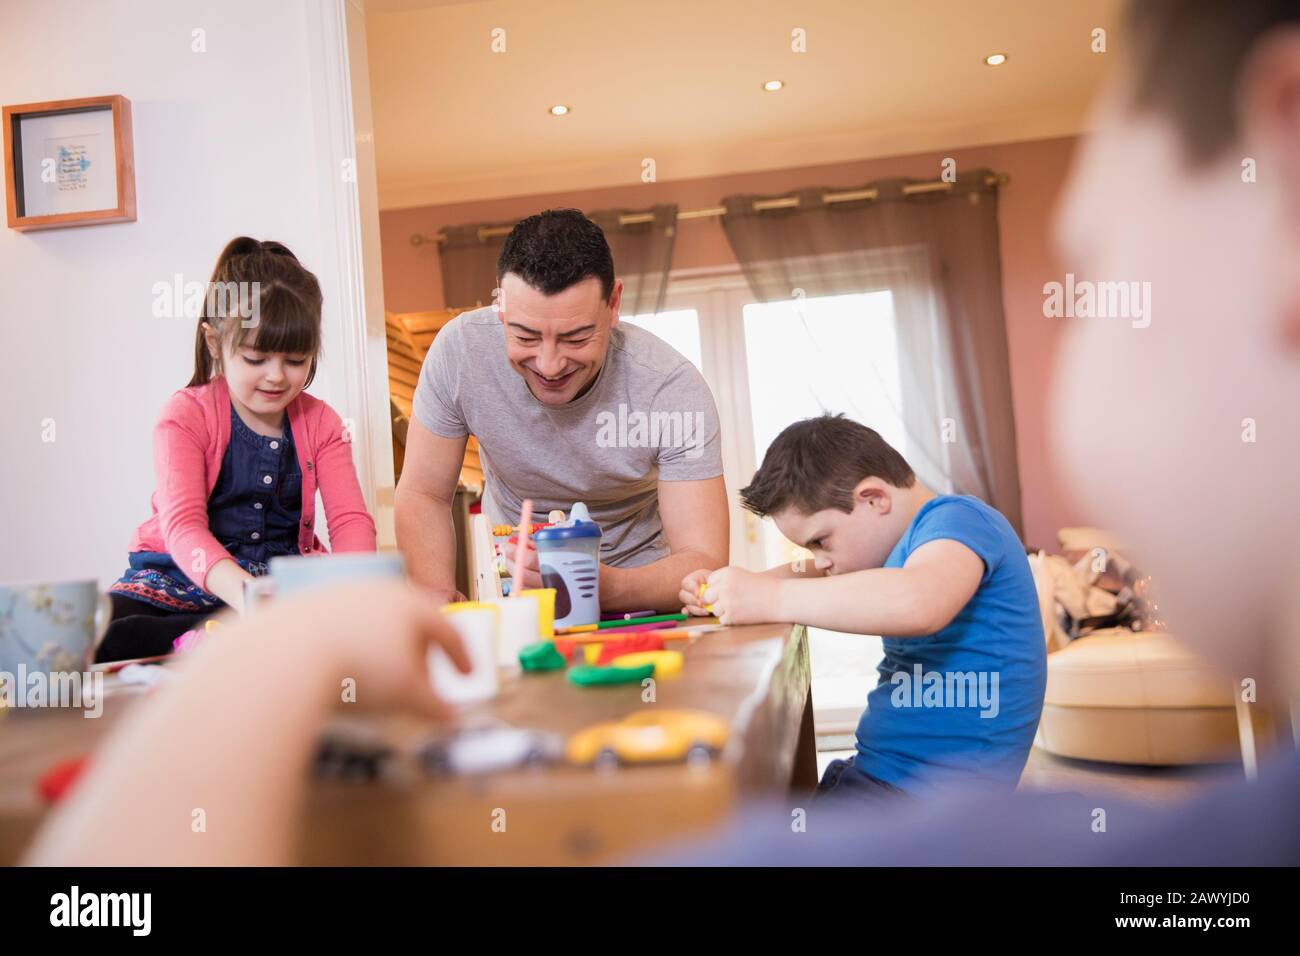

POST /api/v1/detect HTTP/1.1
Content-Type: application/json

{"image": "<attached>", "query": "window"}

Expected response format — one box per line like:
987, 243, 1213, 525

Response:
741, 290, 905, 567
621, 308, 703, 371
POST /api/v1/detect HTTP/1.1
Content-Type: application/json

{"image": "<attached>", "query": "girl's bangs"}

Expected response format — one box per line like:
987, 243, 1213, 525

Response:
229, 287, 320, 357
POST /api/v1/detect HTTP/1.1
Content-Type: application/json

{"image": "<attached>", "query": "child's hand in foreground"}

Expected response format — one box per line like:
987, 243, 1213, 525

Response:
204, 579, 473, 720
697, 567, 783, 626
678, 568, 713, 615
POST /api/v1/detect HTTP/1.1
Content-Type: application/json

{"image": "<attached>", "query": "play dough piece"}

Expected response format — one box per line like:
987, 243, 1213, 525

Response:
37, 756, 90, 804
595, 634, 666, 665
697, 581, 714, 613
567, 662, 655, 686
519, 641, 566, 672
610, 649, 683, 678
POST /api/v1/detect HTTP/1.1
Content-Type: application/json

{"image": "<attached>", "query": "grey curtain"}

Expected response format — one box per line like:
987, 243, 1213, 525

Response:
438, 220, 511, 309
588, 204, 677, 316
438, 204, 678, 315
719, 169, 1024, 537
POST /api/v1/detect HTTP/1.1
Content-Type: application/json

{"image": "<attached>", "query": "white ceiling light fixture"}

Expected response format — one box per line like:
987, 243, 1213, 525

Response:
984, 53, 1008, 66
762, 79, 784, 92
549, 104, 570, 116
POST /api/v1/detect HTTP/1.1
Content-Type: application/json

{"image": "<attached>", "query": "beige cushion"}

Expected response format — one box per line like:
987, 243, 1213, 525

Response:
1046, 628, 1236, 709
1036, 704, 1242, 765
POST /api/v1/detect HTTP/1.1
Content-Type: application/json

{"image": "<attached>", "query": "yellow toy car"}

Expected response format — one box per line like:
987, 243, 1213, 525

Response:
566, 709, 730, 769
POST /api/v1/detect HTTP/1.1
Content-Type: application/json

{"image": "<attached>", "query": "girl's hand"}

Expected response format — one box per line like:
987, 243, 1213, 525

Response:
678, 568, 713, 616
698, 567, 785, 626
501, 538, 542, 590
204, 557, 255, 615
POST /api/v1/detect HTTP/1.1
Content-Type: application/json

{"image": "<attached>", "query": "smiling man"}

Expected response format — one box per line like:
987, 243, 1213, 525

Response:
395, 208, 728, 610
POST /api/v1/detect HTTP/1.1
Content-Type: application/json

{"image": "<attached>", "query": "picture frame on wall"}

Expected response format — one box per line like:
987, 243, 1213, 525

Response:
3, 94, 136, 231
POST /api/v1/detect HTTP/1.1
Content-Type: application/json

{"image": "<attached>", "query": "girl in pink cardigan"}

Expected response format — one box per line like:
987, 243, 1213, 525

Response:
100, 237, 376, 661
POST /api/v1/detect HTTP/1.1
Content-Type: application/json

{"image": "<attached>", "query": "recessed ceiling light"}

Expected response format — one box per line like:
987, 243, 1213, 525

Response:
984, 53, 1008, 66
549, 104, 570, 116
762, 79, 784, 92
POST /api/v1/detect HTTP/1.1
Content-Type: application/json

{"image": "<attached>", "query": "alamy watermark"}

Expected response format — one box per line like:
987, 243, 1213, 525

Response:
1043, 273, 1151, 329
0, 665, 103, 718
889, 664, 1000, 718
595, 403, 706, 459
50, 886, 151, 935
152, 275, 262, 328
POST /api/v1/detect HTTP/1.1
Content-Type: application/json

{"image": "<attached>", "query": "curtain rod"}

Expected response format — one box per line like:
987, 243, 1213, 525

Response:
409, 171, 1009, 247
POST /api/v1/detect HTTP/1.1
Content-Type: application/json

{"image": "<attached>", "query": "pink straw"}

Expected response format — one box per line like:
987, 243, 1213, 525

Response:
513, 498, 533, 596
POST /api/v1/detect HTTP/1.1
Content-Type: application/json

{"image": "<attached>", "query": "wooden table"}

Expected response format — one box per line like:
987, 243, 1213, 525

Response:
0, 622, 814, 865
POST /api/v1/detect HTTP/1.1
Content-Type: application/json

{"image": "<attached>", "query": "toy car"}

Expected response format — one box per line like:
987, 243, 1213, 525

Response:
419, 724, 565, 776
566, 709, 730, 769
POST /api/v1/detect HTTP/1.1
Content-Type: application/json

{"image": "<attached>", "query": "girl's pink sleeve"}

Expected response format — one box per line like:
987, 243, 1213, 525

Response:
153, 395, 233, 591
313, 403, 377, 552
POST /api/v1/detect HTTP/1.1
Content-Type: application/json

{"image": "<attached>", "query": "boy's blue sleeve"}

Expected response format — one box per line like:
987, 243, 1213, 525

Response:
904, 499, 1005, 584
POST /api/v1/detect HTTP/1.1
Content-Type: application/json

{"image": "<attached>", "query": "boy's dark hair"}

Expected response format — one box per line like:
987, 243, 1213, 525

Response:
1127, 0, 1300, 164
496, 208, 615, 303
189, 236, 323, 388
740, 414, 915, 517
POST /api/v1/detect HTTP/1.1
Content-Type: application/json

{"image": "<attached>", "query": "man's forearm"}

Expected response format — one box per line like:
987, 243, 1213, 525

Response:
394, 488, 459, 593
602, 547, 725, 612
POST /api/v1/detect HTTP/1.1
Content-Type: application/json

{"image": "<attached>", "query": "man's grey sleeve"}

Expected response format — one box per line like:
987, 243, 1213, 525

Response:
654, 362, 724, 481
412, 321, 470, 439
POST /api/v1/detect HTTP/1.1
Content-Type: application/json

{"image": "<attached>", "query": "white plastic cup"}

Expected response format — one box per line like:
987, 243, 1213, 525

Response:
488, 595, 541, 670
429, 603, 499, 704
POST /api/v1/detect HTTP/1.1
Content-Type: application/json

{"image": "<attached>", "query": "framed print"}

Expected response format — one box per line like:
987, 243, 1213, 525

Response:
3, 94, 136, 231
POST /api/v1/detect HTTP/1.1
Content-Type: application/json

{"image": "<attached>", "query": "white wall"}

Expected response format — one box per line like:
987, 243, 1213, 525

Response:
0, 0, 392, 589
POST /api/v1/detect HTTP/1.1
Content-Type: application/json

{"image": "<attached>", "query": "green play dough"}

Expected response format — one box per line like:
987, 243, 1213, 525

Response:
567, 663, 656, 686
519, 641, 566, 672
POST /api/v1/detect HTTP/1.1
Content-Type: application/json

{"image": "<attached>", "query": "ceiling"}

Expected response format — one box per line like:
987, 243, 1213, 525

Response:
364, 0, 1123, 210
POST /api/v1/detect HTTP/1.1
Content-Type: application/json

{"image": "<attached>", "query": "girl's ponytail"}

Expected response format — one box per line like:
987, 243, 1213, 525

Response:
187, 236, 322, 388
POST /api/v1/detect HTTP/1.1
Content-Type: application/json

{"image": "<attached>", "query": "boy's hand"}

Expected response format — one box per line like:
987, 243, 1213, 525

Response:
678, 568, 713, 615
699, 567, 784, 626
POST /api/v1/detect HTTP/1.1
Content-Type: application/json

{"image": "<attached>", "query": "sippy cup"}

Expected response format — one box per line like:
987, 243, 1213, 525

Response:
533, 502, 601, 629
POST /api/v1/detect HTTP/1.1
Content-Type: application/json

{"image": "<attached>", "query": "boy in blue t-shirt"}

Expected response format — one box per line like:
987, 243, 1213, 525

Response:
680, 414, 1046, 798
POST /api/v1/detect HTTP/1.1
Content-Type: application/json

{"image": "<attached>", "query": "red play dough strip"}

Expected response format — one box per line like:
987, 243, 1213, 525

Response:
37, 756, 90, 804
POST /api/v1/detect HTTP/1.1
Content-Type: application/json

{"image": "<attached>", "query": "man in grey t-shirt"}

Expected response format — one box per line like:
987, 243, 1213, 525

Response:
395, 209, 729, 611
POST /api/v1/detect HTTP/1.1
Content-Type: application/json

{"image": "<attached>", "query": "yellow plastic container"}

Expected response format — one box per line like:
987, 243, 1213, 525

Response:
517, 588, 556, 638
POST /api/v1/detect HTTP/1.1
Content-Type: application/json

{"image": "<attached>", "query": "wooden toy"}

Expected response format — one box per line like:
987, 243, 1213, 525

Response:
469, 512, 503, 601
512, 499, 533, 589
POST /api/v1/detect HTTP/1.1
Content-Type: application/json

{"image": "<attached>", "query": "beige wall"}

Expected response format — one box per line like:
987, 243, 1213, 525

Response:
377, 135, 1080, 550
